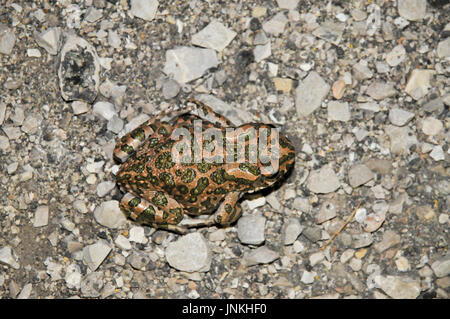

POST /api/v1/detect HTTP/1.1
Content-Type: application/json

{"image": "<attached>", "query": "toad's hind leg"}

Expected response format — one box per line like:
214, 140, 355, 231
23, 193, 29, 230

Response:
120, 192, 189, 234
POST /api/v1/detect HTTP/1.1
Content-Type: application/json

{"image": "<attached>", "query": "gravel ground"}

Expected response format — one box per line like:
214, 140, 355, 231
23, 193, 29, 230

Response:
0, 0, 449, 299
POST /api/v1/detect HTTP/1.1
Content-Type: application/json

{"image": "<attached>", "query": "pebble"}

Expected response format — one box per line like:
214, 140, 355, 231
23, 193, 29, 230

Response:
404, 69, 435, 100
0, 136, 10, 151
302, 226, 322, 243
309, 251, 324, 267
397, 0, 427, 21
365, 81, 396, 100
316, 200, 337, 224
327, 101, 350, 122
44, 257, 63, 281
276, 0, 299, 10
262, 12, 288, 36
331, 80, 346, 99
340, 249, 355, 263
395, 256, 410, 272
35, 27, 60, 55
243, 246, 280, 266
17, 283, 32, 299
114, 234, 132, 250
385, 125, 418, 154
191, 20, 236, 51
84, 7, 103, 23
237, 215, 266, 245
162, 78, 181, 99
107, 115, 124, 134
80, 271, 104, 297
312, 21, 344, 45
374, 230, 401, 253
0, 24, 16, 55
348, 164, 374, 188
352, 233, 374, 249
385, 45, 406, 67
266, 193, 282, 212
0, 246, 20, 269
374, 275, 420, 299
273, 77, 293, 93
282, 218, 303, 245
129, 226, 148, 244
93, 101, 117, 120
301, 270, 317, 284
33, 205, 49, 227
108, 30, 121, 49
165, 232, 212, 272
430, 254, 450, 278
349, 258, 362, 271
306, 166, 340, 194
253, 42, 271, 62
65, 263, 82, 289
295, 71, 330, 117
163, 46, 218, 84
352, 60, 373, 81
96, 181, 115, 197
93, 200, 127, 229
130, 0, 159, 21
58, 34, 100, 103
127, 251, 151, 270
388, 108, 415, 126
245, 196, 266, 210
82, 239, 112, 271
209, 229, 226, 242
71, 101, 89, 115
27, 48, 41, 57
437, 38, 450, 58
429, 146, 445, 161
421, 117, 443, 136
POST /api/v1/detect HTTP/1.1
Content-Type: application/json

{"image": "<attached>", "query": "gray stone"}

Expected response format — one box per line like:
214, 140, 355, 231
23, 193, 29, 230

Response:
71, 101, 89, 115
302, 226, 322, 243
366, 81, 396, 100
93, 101, 117, 120
35, 27, 61, 55
96, 181, 116, 197
65, 263, 82, 289
107, 115, 124, 134
328, 101, 350, 122
58, 34, 100, 103
237, 215, 266, 245
0, 24, 16, 55
405, 69, 435, 100
162, 78, 180, 99
243, 246, 280, 266
81, 271, 104, 297
163, 46, 218, 84
429, 146, 445, 161
301, 270, 317, 284
108, 30, 121, 49
374, 230, 401, 253
352, 233, 374, 248
276, 0, 299, 10
33, 205, 49, 227
385, 125, 418, 155
348, 164, 374, 188
398, 0, 427, 21
253, 42, 271, 62
385, 45, 406, 67
253, 30, 269, 45
82, 239, 112, 271
130, 0, 158, 21
127, 251, 151, 270
17, 283, 32, 299
375, 275, 420, 299
388, 108, 414, 126
2, 126, 22, 140
352, 60, 373, 81
295, 71, 330, 117
21, 115, 39, 135
93, 200, 127, 229
306, 166, 340, 194
0, 246, 20, 269
262, 12, 288, 36
115, 234, 132, 250
422, 117, 443, 136
165, 232, 211, 272
195, 94, 253, 126
191, 20, 236, 51
312, 21, 344, 45
437, 38, 450, 58
84, 7, 103, 23
282, 218, 303, 245
430, 254, 450, 278
316, 200, 337, 224
129, 226, 148, 244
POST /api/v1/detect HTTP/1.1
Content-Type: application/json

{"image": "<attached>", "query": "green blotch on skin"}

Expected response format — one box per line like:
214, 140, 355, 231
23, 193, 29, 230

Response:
136, 206, 156, 223
128, 197, 141, 208
239, 163, 261, 176
190, 177, 209, 196
152, 192, 168, 206
131, 128, 146, 142
181, 168, 196, 183
121, 144, 134, 154
155, 152, 175, 169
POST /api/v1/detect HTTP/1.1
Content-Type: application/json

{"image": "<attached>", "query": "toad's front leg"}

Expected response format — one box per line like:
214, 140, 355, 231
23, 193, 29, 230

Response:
120, 191, 189, 234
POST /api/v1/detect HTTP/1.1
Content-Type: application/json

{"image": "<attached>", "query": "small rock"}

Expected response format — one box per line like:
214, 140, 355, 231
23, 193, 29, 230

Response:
93, 200, 127, 229
80, 272, 104, 297
398, 0, 427, 21
253, 42, 271, 62
191, 20, 236, 51
332, 80, 346, 99
129, 226, 148, 244
312, 21, 344, 45
96, 181, 115, 197
395, 256, 410, 272
349, 258, 362, 271
0, 24, 16, 55
374, 230, 401, 253
237, 215, 266, 245
245, 196, 266, 210
209, 229, 226, 242
437, 38, 450, 58
266, 193, 282, 212
115, 234, 132, 250
273, 77, 293, 93
163, 46, 219, 84
348, 164, 374, 188
405, 69, 435, 100
82, 239, 112, 271
84, 7, 103, 23
388, 108, 415, 126
254, 30, 269, 45
35, 27, 61, 55
385, 45, 406, 67
366, 81, 396, 100
0, 246, 20, 269
282, 218, 303, 245
422, 117, 443, 136
352, 233, 374, 248
165, 232, 212, 272
243, 246, 280, 266
27, 48, 41, 57
309, 251, 324, 266
316, 200, 337, 224
340, 249, 355, 263
276, 0, 299, 10
130, 0, 158, 21
33, 205, 49, 227
429, 146, 445, 161
352, 60, 373, 81
58, 34, 100, 103
17, 283, 32, 299
65, 263, 82, 289
430, 254, 450, 278
301, 270, 317, 284
71, 101, 89, 115
328, 101, 351, 122
262, 12, 288, 36
375, 275, 420, 299
127, 251, 151, 270
44, 257, 63, 281
295, 71, 330, 117
162, 78, 180, 99
307, 166, 340, 194
107, 115, 124, 134
385, 125, 418, 155
108, 30, 121, 49
302, 226, 322, 243
93, 101, 117, 120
